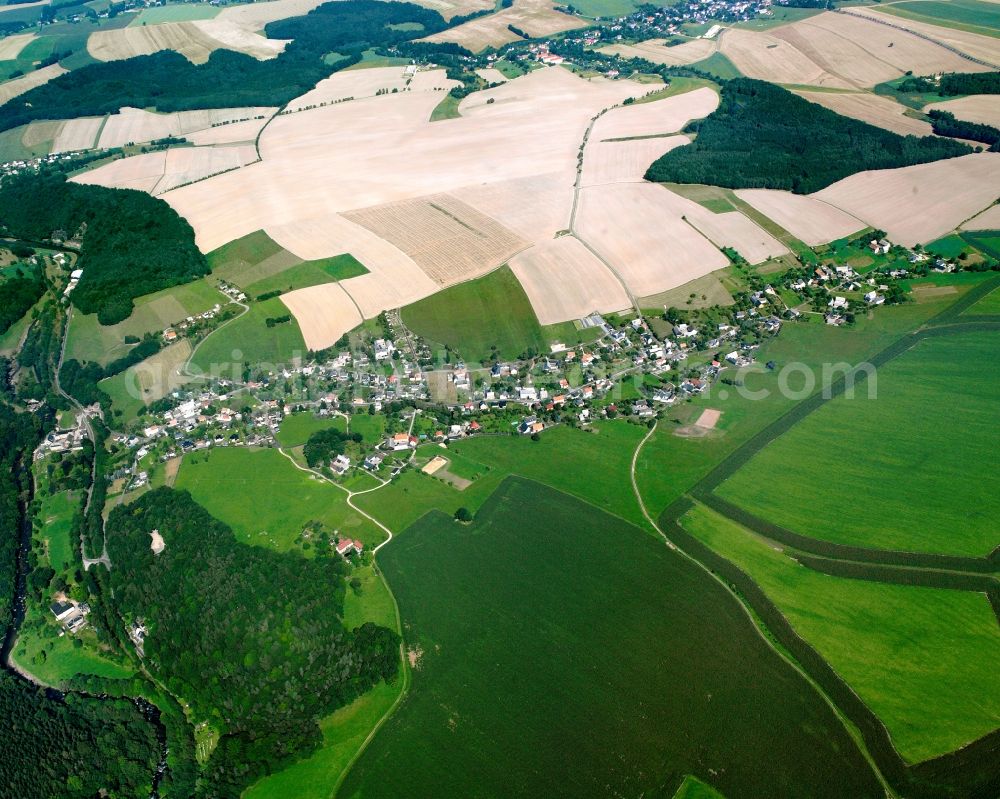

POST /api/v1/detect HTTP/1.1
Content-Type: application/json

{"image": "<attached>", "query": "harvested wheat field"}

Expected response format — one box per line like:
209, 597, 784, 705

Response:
582, 135, 689, 186
814, 153, 1000, 246
735, 189, 865, 246
420, 0, 583, 51
576, 183, 729, 297
97, 106, 275, 148
267, 215, 439, 319
794, 90, 932, 137
592, 86, 719, 141
599, 38, 717, 66
509, 237, 630, 323
185, 116, 272, 146
212, 0, 326, 30
771, 12, 979, 88
476, 67, 509, 84
279, 282, 362, 351
88, 19, 286, 64
165, 67, 643, 251
843, 8, 1000, 68
926, 95, 1000, 129
963, 204, 1000, 231
0, 32, 34, 60
0, 64, 66, 106
285, 65, 425, 112
73, 144, 258, 195
50, 116, 105, 151
451, 172, 574, 242
344, 194, 529, 286
719, 28, 850, 89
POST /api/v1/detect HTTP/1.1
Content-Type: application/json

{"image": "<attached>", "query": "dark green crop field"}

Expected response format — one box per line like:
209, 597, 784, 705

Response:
716, 330, 1000, 556
340, 477, 882, 799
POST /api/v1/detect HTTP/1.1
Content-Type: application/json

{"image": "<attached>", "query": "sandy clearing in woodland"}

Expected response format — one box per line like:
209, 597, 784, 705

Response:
0, 33, 35, 60
926, 95, 1000, 129
0, 64, 66, 106
794, 90, 933, 136
420, 0, 583, 51
582, 135, 689, 186
165, 68, 645, 252
592, 86, 719, 141
814, 153, 1000, 246
72, 144, 258, 195
843, 8, 1000, 68
735, 189, 865, 246
576, 182, 729, 297
343, 194, 529, 286
87, 19, 286, 64
509, 237, 631, 323
719, 28, 851, 89
279, 282, 362, 351
599, 38, 717, 66
771, 12, 979, 88
963, 204, 1000, 231
97, 106, 274, 148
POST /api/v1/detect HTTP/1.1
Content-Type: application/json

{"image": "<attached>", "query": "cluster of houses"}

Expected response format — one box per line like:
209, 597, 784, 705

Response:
49, 600, 90, 634
34, 411, 91, 460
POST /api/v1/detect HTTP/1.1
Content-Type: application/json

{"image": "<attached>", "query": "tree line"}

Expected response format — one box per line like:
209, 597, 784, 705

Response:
645, 78, 972, 193
927, 109, 1000, 149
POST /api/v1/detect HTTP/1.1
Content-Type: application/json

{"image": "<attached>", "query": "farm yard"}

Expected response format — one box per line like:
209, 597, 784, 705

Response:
681, 503, 1000, 765
716, 330, 1000, 557
340, 478, 883, 799
174, 446, 386, 551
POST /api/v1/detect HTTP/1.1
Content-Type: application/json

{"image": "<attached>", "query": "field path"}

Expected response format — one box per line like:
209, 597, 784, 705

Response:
177, 287, 249, 382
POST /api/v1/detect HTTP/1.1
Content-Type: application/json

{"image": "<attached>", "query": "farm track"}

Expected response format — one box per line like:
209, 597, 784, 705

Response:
645, 275, 1000, 799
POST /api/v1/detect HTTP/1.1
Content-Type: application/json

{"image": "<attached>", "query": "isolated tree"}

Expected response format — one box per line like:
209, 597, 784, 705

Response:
454, 507, 472, 523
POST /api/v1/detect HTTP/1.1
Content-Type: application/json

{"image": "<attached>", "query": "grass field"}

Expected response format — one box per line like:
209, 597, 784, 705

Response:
688, 51, 742, 80
245, 562, 403, 799
355, 421, 650, 532
682, 503, 1000, 763
674, 775, 726, 799
401, 266, 549, 362
174, 447, 386, 550
429, 93, 461, 122
206, 229, 282, 278
190, 296, 306, 372
276, 412, 346, 448
716, 330, 1000, 556
960, 230, 1000, 261
570, 0, 647, 17
637, 294, 961, 519
340, 477, 882, 798
347, 412, 385, 445
38, 489, 79, 574
243, 253, 368, 298
129, 3, 220, 24
877, 0, 1000, 37
66, 278, 220, 367
733, 6, 822, 29
925, 234, 969, 259
965, 284, 1000, 314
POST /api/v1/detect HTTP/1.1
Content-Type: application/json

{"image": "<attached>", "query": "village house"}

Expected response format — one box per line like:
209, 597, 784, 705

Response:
336, 538, 364, 557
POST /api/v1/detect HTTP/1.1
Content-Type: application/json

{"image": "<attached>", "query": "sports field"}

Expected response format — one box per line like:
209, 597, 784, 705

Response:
682, 503, 1000, 763
340, 477, 882, 798
174, 447, 386, 550
401, 266, 547, 362
717, 330, 1000, 556
190, 296, 306, 373
355, 421, 649, 532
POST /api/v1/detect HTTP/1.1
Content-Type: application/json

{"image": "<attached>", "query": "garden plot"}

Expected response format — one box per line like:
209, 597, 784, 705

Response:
814, 152, 1000, 246
794, 90, 933, 137
734, 189, 866, 246
509, 237, 631, 324
576, 182, 729, 297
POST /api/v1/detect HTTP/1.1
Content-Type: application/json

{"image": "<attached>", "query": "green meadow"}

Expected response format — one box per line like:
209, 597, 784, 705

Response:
190, 296, 306, 371
129, 3, 219, 24
717, 330, 1000, 556
340, 478, 882, 798
174, 447, 386, 550
38, 489, 79, 574
965, 284, 1000, 314
637, 295, 959, 519
276, 412, 346, 448
355, 421, 649, 532
243, 253, 367, 298
674, 775, 726, 799
66, 278, 220, 367
878, 0, 1000, 36
682, 503, 1000, 763
401, 266, 549, 362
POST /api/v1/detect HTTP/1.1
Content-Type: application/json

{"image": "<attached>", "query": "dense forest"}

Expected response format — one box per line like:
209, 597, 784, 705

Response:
0, 266, 45, 335
927, 109, 1000, 148
939, 71, 1000, 96
304, 426, 362, 467
645, 79, 972, 193
0, 1, 447, 131
0, 172, 207, 323
105, 488, 400, 797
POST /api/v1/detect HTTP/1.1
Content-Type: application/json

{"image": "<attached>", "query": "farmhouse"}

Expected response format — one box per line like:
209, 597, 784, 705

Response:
335, 538, 363, 557
330, 454, 351, 475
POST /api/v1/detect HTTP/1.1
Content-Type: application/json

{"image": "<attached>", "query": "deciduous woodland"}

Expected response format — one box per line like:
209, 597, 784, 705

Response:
645, 78, 972, 193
